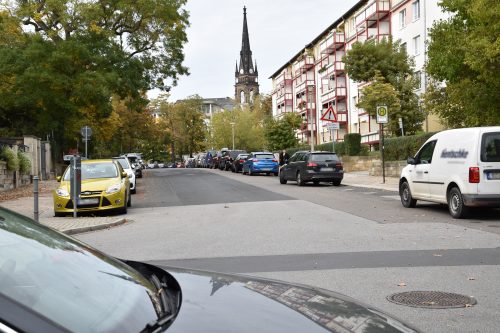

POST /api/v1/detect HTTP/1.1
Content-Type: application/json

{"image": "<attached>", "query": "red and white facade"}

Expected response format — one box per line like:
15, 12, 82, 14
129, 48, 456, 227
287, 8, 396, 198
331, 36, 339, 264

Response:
270, 0, 447, 147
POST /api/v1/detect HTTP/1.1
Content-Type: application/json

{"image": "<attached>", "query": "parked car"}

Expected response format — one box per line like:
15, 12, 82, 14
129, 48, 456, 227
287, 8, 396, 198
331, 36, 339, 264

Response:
220, 150, 247, 171
242, 152, 279, 176
0, 205, 419, 333
280, 151, 344, 186
195, 153, 207, 168
186, 158, 196, 168
113, 156, 137, 194
232, 153, 249, 173
399, 126, 500, 218
53, 159, 131, 216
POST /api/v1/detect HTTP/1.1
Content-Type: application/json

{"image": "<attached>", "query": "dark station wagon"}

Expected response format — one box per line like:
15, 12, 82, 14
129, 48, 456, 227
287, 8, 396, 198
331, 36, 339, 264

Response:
280, 151, 344, 186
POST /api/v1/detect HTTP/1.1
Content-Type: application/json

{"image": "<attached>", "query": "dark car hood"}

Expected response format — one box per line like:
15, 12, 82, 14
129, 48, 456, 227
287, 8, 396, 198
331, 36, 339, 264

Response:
157, 266, 418, 333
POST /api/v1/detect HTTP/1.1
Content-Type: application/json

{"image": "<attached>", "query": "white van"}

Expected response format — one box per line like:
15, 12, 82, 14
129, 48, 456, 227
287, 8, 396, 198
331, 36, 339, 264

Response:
399, 127, 500, 218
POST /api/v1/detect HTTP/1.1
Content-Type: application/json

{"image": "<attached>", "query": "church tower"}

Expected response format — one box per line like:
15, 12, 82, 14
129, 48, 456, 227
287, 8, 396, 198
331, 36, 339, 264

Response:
235, 6, 259, 104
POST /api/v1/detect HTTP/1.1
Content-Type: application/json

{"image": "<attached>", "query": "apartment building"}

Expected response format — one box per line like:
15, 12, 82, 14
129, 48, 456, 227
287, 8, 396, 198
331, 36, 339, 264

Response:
270, 0, 447, 147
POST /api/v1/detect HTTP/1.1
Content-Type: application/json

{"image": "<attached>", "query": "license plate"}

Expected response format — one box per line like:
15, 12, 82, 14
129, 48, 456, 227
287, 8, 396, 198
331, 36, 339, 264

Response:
486, 172, 500, 180
262, 168, 272, 171
78, 198, 99, 205
321, 167, 334, 172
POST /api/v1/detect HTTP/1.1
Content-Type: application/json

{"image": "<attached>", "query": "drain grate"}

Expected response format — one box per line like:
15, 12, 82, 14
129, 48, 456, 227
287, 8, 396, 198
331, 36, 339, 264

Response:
387, 291, 477, 309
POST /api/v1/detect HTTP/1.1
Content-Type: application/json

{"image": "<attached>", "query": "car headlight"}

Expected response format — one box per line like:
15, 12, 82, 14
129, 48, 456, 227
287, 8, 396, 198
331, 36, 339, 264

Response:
56, 188, 69, 197
106, 183, 122, 194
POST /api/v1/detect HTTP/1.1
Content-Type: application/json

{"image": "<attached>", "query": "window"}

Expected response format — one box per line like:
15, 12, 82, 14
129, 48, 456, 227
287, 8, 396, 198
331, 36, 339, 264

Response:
412, 0, 420, 21
401, 42, 407, 54
413, 35, 420, 55
481, 132, 500, 162
415, 71, 422, 89
399, 9, 406, 29
416, 140, 437, 164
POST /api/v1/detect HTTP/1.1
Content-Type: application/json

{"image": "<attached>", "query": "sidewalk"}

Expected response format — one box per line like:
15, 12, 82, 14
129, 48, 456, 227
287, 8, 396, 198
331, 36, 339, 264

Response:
342, 171, 399, 192
0, 180, 127, 235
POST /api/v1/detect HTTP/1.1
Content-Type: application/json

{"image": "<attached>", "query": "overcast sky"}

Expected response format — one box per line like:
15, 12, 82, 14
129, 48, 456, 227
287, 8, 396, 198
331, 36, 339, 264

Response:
156, 0, 359, 101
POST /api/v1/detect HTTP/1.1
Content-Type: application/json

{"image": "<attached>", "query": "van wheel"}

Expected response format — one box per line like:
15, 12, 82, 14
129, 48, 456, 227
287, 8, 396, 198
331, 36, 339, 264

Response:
400, 181, 417, 208
448, 187, 469, 219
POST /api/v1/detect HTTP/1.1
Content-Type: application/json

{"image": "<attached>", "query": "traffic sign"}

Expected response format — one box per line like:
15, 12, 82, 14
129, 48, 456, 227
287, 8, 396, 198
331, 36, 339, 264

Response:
326, 122, 340, 130
376, 105, 388, 124
320, 105, 337, 122
81, 126, 92, 139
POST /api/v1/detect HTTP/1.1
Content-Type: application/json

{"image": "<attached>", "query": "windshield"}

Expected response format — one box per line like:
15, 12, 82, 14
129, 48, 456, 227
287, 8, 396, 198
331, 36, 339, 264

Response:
311, 154, 340, 162
115, 158, 131, 170
255, 154, 275, 159
63, 162, 118, 181
0, 207, 159, 332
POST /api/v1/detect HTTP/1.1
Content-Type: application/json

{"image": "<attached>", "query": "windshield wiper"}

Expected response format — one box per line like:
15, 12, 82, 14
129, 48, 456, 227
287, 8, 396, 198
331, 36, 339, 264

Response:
141, 274, 174, 333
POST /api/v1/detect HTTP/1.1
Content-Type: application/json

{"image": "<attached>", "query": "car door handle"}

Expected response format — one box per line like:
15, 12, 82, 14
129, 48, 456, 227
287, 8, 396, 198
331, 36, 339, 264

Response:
424, 171, 428, 174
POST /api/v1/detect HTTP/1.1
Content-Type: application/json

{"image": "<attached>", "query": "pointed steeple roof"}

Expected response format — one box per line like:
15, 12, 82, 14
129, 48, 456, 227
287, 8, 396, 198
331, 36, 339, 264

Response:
238, 6, 254, 74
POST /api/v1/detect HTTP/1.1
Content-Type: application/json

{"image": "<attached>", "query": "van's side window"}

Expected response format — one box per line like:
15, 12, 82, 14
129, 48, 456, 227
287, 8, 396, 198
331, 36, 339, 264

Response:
481, 133, 500, 162
416, 140, 437, 164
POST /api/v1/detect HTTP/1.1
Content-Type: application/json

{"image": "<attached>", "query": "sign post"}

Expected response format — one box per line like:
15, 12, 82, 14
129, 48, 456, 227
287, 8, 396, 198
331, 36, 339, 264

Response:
321, 106, 339, 153
326, 122, 340, 153
376, 105, 388, 184
81, 126, 92, 158
70, 156, 81, 218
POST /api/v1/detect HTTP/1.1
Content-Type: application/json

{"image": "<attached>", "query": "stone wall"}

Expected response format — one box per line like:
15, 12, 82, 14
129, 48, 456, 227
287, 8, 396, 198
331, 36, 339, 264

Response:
369, 160, 407, 177
340, 156, 380, 172
0, 161, 32, 192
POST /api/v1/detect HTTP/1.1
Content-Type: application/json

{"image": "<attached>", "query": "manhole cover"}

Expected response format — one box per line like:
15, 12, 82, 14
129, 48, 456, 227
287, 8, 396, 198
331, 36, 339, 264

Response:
387, 291, 477, 309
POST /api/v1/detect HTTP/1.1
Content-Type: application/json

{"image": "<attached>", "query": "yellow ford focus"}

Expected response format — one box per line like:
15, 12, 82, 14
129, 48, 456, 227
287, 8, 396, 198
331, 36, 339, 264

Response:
53, 159, 131, 216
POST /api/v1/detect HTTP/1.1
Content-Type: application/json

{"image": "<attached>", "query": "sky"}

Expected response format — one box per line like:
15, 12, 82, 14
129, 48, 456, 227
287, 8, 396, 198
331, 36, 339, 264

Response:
154, 0, 359, 102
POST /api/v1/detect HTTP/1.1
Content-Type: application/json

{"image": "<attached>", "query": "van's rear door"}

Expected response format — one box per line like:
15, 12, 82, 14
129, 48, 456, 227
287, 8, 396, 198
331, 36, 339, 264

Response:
478, 129, 500, 195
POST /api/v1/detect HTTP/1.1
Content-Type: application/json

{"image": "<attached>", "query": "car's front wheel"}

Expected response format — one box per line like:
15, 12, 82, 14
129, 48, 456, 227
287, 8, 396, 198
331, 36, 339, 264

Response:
332, 180, 341, 186
127, 192, 132, 207
400, 180, 416, 208
448, 187, 469, 219
279, 172, 287, 184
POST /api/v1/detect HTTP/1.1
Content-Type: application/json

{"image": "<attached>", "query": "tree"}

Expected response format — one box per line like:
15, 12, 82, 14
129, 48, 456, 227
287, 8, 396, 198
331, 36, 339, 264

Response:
264, 113, 302, 151
424, 0, 500, 127
0, 1, 189, 158
344, 38, 424, 135
356, 72, 401, 134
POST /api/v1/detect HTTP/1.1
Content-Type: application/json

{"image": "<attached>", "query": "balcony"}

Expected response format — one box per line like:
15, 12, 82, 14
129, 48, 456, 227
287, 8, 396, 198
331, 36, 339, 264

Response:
276, 93, 293, 106
361, 132, 380, 144
294, 56, 315, 74
320, 32, 345, 54
321, 61, 345, 78
355, 0, 390, 26
295, 79, 315, 93
321, 90, 336, 104
275, 72, 293, 88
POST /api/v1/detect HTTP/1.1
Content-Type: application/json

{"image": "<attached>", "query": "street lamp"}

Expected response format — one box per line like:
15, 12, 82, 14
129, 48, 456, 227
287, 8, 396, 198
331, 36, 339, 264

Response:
230, 122, 235, 150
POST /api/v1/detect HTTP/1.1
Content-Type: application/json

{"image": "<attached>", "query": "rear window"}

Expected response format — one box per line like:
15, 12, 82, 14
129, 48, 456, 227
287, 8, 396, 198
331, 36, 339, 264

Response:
230, 150, 246, 158
255, 154, 275, 159
310, 154, 340, 162
481, 132, 500, 162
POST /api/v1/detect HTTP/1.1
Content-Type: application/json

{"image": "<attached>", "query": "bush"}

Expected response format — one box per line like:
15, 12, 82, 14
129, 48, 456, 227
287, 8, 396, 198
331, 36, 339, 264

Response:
0, 146, 19, 171
285, 141, 346, 156
383, 132, 436, 161
18, 151, 31, 174
344, 133, 361, 156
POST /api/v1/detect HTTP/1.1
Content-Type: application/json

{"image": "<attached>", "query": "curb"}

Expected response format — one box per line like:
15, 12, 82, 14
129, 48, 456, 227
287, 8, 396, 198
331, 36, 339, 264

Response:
63, 218, 128, 235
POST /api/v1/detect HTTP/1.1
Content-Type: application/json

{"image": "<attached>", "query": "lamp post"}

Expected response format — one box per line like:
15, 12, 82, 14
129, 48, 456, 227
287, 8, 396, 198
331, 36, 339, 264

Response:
230, 122, 235, 150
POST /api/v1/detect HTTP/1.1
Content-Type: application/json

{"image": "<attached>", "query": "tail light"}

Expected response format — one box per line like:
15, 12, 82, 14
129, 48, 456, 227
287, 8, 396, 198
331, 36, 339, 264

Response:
239, 159, 245, 163
307, 162, 318, 167
469, 167, 480, 183
272, 159, 278, 163
336, 163, 343, 170
252, 158, 259, 162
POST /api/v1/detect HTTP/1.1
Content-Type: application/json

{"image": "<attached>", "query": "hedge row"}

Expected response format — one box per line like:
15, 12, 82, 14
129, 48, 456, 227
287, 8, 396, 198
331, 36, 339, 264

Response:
383, 132, 436, 161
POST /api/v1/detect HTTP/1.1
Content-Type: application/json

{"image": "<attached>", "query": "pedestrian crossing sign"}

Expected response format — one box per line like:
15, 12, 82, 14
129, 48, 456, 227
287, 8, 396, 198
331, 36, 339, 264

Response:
320, 105, 337, 122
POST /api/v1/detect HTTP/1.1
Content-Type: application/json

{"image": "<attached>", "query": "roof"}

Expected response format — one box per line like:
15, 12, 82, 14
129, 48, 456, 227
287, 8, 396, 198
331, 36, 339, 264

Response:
268, 0, 367, 79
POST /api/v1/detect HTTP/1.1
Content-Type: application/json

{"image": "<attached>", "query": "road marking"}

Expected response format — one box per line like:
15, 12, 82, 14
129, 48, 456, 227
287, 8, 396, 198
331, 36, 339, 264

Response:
343, 188, 354, 191
362, 192, 377, 195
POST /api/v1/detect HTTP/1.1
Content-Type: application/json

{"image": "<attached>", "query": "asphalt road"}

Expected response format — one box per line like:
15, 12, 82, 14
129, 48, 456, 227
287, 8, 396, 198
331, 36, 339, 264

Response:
78, 168, 500, 333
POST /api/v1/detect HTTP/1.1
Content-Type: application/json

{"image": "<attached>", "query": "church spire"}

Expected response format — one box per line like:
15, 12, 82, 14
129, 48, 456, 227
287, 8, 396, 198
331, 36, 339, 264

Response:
239, 6, 254, 74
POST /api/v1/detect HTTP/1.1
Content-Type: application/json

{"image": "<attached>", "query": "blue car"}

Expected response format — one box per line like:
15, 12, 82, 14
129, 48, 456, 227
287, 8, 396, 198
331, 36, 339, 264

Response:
242, 152, 279, 176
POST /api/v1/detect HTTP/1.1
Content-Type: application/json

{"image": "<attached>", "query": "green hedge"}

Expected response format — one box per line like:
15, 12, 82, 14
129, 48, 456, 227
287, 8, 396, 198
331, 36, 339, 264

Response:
285, 142, 346, 156
344, 133, 361, 156
0, 146, 19, 171
18, 151, 31, 174
383, 132, 436, 161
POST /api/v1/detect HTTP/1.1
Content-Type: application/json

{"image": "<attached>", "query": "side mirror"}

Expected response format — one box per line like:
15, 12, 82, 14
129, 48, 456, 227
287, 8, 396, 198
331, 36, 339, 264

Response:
56, 176, 61, 182
121, 172, 128, 178
407, 157, 416, 165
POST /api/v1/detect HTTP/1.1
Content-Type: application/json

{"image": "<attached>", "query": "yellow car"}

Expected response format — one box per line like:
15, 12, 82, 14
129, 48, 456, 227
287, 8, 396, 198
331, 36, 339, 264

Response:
53, 159, 131, 216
